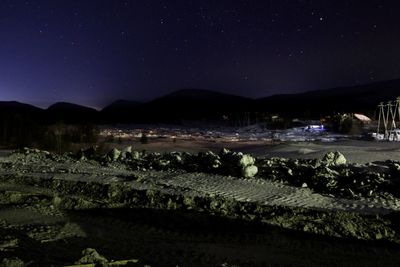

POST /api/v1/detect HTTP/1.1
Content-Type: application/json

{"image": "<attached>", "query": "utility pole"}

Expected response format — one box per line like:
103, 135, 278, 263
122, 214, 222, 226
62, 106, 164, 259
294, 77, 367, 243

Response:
388, 101, 397, 132
385, 101, 392, 138
396, 97, 400, 127
376, 97, 400, 140
377, 102, 385, 134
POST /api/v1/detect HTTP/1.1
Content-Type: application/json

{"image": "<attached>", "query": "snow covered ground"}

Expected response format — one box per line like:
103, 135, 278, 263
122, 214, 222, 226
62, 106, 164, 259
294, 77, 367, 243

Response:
99, 124, 350, 143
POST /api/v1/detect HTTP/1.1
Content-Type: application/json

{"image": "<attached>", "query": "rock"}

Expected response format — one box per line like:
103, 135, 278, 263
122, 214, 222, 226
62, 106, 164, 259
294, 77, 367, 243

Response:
197, 151, 222, 171
171, 153, 182, 163
242, 165, 258, 178
123, 146, 132, 154
77, 146, 97, 160
120, 146, 133, 159
301, 183, 308, 188
346, 188, 358, 198
156, 159, 170, 169
0, 258, 24, 267
162, 152, 184, 168
108, 148, 121, 161
261, 159, 274, 168
21, 147, 50, 157
131, 150, 141, 160
322, 151, 347, 166
75, 248, 108, 265
239, 154, 256, 167
315, 166, 339, 178
220, 147, 231, 155
219, 150, 258, 178
388, 162, 400, 177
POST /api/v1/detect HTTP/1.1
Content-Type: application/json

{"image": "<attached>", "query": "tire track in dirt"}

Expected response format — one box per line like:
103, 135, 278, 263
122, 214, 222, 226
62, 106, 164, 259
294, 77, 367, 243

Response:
2, 155, 400, 215
160, 173, 400, 215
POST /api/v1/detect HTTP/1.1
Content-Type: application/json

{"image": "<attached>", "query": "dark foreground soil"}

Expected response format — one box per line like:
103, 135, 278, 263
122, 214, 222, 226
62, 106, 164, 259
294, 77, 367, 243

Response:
1, 148, 400, 266
2, 204, 400, 267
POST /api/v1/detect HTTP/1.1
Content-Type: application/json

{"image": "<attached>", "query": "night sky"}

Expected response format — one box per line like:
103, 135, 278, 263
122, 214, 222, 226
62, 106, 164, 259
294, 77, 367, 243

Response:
1, 0, 400, 109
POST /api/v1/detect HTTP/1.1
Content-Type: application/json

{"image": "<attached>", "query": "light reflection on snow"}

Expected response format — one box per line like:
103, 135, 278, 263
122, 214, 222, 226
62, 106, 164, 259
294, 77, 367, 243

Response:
98, 124, 349, 143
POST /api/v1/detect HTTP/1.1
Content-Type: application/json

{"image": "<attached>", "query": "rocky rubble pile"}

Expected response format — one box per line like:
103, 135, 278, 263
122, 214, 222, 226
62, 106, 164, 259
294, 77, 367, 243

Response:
258, 151, 398, 199
0, 258, 24, 267
77, 146, 259, 178
14, 147, 400, 200
18, 147, 74, 163
74, 248, 148, 266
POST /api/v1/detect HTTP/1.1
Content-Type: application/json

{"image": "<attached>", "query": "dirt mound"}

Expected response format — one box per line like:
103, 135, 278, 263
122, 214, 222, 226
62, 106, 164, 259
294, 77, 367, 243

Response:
50, 146, 400, 200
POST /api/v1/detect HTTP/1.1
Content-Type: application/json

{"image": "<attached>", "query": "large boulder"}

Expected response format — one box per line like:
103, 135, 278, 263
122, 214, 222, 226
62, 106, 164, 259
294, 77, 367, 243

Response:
131, 150, 141, 160
322, 151, 347, 166
242, 165, 258, 178
75, 248, 108, 265
120, 146, 132, 160
239, 154, 256, 167
107, 148, 121, 161
219, 149, 258, 178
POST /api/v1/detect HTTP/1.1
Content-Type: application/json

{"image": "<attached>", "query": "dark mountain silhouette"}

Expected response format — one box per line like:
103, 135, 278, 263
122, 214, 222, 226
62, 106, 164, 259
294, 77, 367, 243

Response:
0, 101, 45, 146
100, 100, 143, 123
142, 89, 254, 122
256, 79, 400, 117
2, 79, 400, 125
46, 102, 99, 123
0, 101, 43, 115
100, 89, 253, 123
148, 89, 252, 107
0, 100, 44, 126
102, 99, 142, 111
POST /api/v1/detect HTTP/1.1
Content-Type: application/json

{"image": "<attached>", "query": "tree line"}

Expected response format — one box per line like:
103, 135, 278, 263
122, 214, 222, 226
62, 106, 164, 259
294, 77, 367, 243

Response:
0, 112, 98, 153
